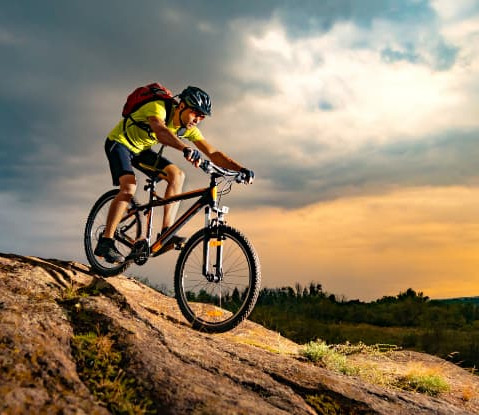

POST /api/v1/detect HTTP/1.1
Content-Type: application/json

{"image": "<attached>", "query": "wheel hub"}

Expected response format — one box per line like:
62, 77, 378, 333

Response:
205, 272, 222, 283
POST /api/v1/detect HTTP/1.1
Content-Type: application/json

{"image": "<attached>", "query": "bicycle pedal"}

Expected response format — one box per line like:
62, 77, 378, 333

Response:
126, 252, 149, 266
125, 253, 137, 261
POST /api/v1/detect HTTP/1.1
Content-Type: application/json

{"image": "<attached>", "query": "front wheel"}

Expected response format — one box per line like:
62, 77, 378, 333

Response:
84, 189, 142, 277
174, 225, 261, 333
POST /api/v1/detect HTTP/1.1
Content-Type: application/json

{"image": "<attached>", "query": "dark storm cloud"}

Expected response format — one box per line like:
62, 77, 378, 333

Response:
0, 0, 267, 195
247, 129, 479, 209
0, 0, 280, 197
380, 37, 459, 71
0, 0, 473, 204
273, 0, 436, 35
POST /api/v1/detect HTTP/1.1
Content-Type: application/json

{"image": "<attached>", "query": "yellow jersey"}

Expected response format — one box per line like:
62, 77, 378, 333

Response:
108, 100, 204, 154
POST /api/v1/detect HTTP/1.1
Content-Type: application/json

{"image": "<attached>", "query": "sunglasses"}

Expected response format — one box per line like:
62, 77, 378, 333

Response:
188, 107, 206, 119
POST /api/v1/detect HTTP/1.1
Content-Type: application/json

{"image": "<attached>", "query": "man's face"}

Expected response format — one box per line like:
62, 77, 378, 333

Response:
180, 103, 206, 129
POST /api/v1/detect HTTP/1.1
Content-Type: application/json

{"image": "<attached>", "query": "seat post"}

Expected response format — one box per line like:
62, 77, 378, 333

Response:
143, 178, 158, 243
144, 178, 157, 195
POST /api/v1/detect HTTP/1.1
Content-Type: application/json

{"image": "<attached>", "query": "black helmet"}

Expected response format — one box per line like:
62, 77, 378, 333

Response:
178, 86, 212, 116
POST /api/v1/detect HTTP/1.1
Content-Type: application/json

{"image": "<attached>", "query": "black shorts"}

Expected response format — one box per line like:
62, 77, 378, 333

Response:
104, 139, 172, 186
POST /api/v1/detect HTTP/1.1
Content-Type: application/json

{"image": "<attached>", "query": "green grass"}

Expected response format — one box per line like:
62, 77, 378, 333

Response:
301, 340, 451, 397
300, 341, 360, 375
396, 371, 450, 396
71, 331, 154, 414
331, 341, 401, 355
305, 394, 344, 415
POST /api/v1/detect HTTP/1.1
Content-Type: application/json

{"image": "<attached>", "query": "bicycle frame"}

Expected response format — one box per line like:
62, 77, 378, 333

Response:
119, 173, 227, 263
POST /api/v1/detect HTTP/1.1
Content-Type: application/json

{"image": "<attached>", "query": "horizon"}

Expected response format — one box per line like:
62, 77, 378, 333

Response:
236, 280, 479, 302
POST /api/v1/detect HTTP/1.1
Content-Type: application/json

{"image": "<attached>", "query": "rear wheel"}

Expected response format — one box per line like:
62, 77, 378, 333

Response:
84, 189, 142, 276
174, 225, 261, 333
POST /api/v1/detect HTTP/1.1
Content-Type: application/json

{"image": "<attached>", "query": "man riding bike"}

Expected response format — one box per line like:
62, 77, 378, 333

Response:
95, 85, 255, 264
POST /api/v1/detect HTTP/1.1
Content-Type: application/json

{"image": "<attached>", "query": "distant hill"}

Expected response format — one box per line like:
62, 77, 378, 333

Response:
435, 296, 479, 304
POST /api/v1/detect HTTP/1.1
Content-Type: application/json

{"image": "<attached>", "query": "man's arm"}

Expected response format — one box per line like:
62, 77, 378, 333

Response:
194, 139, 254, 184
148, 116, 201, 166
194, 139, 242, 170
147, 116, 189, 151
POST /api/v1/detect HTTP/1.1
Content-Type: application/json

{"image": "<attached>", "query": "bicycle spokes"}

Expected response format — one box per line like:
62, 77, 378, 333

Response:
175, 226, 260, 332
84, 190, 142, 276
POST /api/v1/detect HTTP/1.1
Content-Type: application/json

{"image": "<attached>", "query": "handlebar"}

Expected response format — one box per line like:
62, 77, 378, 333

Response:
200, 160, 247, 183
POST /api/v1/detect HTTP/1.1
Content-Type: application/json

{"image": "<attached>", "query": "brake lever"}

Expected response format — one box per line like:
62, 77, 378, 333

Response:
236, 173, 247, 184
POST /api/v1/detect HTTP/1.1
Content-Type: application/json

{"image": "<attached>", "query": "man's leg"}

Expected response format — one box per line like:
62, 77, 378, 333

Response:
161, 164, 185, 231
104, 174, 137, 238
95, 174, 137, 263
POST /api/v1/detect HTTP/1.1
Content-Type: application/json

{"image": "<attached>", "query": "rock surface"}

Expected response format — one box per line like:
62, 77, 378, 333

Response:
1, 253, 478, 414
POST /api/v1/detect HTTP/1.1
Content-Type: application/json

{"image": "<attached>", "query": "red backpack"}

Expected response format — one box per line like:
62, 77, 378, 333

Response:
122, 82, 175, 117
121, 83, 176, 149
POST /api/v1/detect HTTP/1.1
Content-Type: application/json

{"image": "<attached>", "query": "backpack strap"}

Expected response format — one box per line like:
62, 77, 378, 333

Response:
122, 98, 175, 151
155, 99, 175, 157
122, 117, 142, 150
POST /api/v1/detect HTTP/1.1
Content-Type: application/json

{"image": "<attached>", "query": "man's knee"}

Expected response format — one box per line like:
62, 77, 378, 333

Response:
164, 165, 185, 186
117, 174, 137, 201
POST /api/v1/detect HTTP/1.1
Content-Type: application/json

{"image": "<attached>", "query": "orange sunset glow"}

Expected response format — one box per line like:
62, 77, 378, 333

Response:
231, 185, 479, 301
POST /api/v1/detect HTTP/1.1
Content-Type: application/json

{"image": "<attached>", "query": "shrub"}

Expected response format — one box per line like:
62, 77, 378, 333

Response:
395, 365, 450, 396
301, 341, 359, 375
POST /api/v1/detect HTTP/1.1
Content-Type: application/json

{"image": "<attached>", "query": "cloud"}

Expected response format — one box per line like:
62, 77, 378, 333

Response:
228, 13, 475, 138
430, 0, 479, 21
0, 190, 85, 259
201, 9, 479, 209
2, 0, 477, 208
0, 27, 24, 45
228, 185, 479, 300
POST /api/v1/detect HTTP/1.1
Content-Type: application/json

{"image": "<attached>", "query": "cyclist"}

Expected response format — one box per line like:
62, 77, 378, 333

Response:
95, 86, 255, 263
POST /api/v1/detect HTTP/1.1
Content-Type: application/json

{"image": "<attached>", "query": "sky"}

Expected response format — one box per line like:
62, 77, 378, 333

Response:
1, 0, 479, 301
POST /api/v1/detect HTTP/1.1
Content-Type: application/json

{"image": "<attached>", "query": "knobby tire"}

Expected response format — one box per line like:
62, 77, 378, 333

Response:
174, 225, 261, 333
84, 189, 142, 277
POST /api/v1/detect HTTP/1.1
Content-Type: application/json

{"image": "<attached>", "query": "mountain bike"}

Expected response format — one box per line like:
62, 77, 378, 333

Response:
84, 158, 261, 333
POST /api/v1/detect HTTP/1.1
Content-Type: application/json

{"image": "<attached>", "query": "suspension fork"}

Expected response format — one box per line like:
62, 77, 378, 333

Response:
202, 205, 228, 281
202, 206, 213, 279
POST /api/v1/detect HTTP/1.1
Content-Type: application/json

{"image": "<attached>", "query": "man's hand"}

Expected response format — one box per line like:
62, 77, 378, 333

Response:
240, 168, 255, 184
183, 147, 202, 167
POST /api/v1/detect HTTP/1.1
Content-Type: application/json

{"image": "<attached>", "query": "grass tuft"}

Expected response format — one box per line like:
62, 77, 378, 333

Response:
71, 331, 154, 414
305, 394, 343, 415
300, 340, 359, 375
395, 364, 450, 396
301, 341, 451, 397
331, 341, 400, 355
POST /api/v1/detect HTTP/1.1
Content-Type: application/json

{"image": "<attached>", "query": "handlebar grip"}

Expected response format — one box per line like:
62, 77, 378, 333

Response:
200, 160, 211, 173
200, 159, 245, 182
236, 172, 247, 183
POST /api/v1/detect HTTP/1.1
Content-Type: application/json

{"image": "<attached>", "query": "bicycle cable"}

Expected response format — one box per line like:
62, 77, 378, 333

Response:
217, 177, 234, 207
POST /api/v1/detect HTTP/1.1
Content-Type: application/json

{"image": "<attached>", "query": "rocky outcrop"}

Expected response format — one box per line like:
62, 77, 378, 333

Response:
1, 253, 478, 414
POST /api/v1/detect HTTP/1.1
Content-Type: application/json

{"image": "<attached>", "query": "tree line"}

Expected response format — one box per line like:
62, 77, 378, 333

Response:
249, 283, 479, 369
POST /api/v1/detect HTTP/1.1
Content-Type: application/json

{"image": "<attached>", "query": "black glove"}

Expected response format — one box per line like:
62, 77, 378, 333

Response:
183, 147, 201, 163
240, 167, 255, 184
